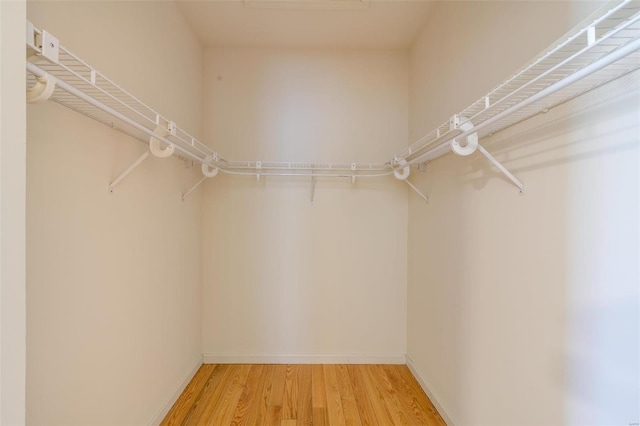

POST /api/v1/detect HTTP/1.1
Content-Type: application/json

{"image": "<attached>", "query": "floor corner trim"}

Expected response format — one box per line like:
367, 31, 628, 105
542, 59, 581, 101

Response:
149, 356, 203, 426
406, 355, 458, 426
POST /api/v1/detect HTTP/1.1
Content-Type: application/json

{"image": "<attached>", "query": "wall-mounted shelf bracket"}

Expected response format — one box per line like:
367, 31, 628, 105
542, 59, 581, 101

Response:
477, 145, 524, 194
108, 151, 150, 193
405, 179, 429, 203
149, 122, 176, 158
182, 176, 207, 201
393, 158, 411, 180
450, 115, 478, 156
27, 22, 60, 64
310, 176, 317, 205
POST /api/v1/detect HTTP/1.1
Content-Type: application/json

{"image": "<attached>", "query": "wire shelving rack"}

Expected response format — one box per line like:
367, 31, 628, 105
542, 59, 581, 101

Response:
25, 0, 640, 200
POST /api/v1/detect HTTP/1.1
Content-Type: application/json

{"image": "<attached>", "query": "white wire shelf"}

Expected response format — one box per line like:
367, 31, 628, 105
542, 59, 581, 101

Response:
24, 0, 640, 195
26, 24, 222, 168
395, 0, 640, 167
24, 22, 388, 178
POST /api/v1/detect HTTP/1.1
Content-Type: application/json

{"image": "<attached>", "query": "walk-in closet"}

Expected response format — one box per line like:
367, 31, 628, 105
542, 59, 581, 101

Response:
0, 0, 638, 424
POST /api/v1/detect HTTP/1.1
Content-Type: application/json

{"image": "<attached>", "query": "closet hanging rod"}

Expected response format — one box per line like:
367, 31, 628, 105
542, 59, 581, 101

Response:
222, 162, 389, 172
27, 62, 218, 168
219, 169, 393, 178
407, 35, 640, 166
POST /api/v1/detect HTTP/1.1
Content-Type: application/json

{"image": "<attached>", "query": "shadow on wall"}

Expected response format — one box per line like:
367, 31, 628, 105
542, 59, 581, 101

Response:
477, 72, 637, 424
463, 72, 640, 193
407, 70, 638, 425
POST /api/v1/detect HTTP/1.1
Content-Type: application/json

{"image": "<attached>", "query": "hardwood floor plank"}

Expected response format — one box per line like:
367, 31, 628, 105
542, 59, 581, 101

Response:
282, 365, 299, 420
160, 364, 214, 426
355, 365, 395, 425
335, 365, 354, 398
281, 420, 297, 426
205, 364, 252, 425
336, 365, 362, 426
265, 364, 288, 426
296, 365, 313, 425
312, 364, 327, 409
269, 364, 287, 407
266, 405, 283, 426
381, 365, 432, 425
231, 364, 265, 425
242, 364, 275, 425
346, 365, 378, 426
312, 407, 329, 426
183, 364, 230, 425
323, 365, 346, 426
395, 365, 446, 425
367, 365, 409, 425
339, 395, 363, 426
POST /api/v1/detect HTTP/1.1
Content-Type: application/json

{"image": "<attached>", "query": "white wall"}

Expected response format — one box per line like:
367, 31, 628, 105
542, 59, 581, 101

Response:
407, 2, 639, 425
26, 2, 204, 424
1, 0, 27, 424
200, 48, 409, 362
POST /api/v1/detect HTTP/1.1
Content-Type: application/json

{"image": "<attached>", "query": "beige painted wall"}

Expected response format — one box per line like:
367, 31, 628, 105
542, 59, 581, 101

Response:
26, 2, 204, 424
200, 48, 409, 361
1, 0, 27, 424
407, 2, 638, 425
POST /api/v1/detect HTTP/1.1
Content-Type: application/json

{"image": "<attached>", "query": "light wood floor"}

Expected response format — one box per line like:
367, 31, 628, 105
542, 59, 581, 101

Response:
161, 364, 445, 425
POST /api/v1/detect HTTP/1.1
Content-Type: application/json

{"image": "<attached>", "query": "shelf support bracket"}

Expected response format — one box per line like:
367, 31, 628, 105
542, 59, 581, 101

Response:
477, 144, 525, 194
108, 151, 150, 193
405, 179, 429, 203
182, 176, 207, 201
310, 176, 316, 205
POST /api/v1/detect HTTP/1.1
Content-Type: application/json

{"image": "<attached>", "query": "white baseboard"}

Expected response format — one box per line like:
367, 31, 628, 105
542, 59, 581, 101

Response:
202, 353, 406, 365
406, 355, 457, 426
149, 356, 203, 426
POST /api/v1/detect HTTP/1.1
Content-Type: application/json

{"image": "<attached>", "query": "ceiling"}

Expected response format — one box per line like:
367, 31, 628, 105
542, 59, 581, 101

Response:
176, 0, 434, 49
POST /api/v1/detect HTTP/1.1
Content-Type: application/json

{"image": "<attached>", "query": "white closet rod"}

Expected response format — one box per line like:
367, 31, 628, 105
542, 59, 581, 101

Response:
220, 169, 393, 178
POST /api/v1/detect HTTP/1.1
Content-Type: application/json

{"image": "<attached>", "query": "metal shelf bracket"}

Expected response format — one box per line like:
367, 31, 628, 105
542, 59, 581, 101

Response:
108, 150, 150, 193
405, 179, 429, 203
310, 176, 317, 204
182, 176, 207, 201
477, 145, 525, 194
